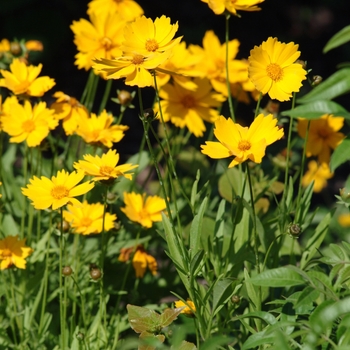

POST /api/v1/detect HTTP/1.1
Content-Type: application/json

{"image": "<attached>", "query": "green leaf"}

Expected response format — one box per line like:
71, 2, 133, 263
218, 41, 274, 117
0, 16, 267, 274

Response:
190, 197, 207, 258
297, 68, 350, 103
190, 249, 205, 276
235, 311, 278, 325
212, 278, 234, 316
295, 286, 320, 309
323, 25, 350, 53
242, 330, 275, 350
281, 100, 350, 119
127, 305, 161, 334
330, 136, 350, 171
244, 269, 259, 309
250, 266, 305, 287
172, 341, 197, 350
159, 308, 183, 328
199, 335, 233, 350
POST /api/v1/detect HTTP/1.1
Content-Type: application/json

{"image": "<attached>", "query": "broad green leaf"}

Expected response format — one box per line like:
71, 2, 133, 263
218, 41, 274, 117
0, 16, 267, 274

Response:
190, 197, 208, 258
199, 336, 233, 350
159, 308, 183, 328
273, 330, 292, 350
139, 331, 165, 350
323, 25, 350, 53
234, 311, 278, 325
295, 286, 320, 309
212, 278, 234, 316
242, 330, 275, 350
218, 167, 249, 202
127, 305, 160, 334
330, 137, 350, 171
297, 68, 350, 103
281, 100, 350, 119
250, 266, 305, 287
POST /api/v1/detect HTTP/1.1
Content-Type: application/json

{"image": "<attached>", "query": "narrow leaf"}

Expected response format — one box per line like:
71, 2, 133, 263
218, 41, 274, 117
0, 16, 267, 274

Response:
212, 278, 234, 316
323, 25, 350, 53
330, 137, 350, 171
190, 197, 208, 257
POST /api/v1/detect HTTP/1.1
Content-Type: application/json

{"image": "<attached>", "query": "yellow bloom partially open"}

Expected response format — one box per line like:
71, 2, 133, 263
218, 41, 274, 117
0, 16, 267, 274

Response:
0, 236, 33, 270
248, 37, 307, 101
0, 58, 55, 96
132, 246, 157, 278
63, 200, 117, 235
174, 299, 196, 316
201, 0, 264, 15
121, 192, 166, 228
302, 161, 333, 193
201, 113, 284, 167
74, 149, 138, 182
22, 170, 94, 210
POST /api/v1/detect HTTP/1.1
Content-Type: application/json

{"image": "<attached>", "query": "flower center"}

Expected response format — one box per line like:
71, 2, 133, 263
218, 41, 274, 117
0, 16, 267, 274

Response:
145, 39, 159, 52
92, 129, 102, 139
81, 217, 92, 227
238, 140, 251, 151
101, 37, 113, 50
181, 95, 196, 108
132, 54, 144, 65
22, 120, 35, 132
266, 63, 283, 82
114, 0, 122, 3
69, 97, 79, 107
100, 165, 114, 175
317, 128, 329, 138
1, 248, 12, 258
51, 185, 69, 200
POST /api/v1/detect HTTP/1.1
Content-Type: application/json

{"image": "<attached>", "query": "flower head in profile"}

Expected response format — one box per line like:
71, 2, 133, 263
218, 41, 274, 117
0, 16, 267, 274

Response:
201, 113, 284, 168
50, 91, 89, 136
121, 192, 166, 228
158, 77, 225, 137
298, 114, 345, 164
22, 170, 94, 210
63, 200, 117, 235
119, 245, 157, 278
174, 299, 196, 317
87, 0, 144, 21
248, 37, 307, 101
74, 149, 138, 183
201, 0, 264, 15
0, 58, 55, 96
302, 161, 333, 193
70, 12, 126, 71
76, 109, 128, 148
1, 100, 58, 147
0, 236, 33, 270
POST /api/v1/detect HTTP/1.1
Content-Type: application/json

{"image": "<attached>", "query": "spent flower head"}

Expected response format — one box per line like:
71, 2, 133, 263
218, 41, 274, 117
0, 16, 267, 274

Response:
0, 236, 33, 270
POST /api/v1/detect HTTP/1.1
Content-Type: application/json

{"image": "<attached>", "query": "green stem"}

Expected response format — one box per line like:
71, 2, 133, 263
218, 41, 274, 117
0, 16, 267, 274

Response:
9, 270, 21, 345
20, 144, 28, 239
98, 79, 113, 114
59, 208, 66, 350
225, 13, 235, 122
254, 92, 263, 118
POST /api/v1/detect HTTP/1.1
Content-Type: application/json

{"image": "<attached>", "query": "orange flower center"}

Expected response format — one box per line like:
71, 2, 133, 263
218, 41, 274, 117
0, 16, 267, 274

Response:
215, 59, 225, 70
238, 140, 251, 151
114, 0, 122, 3
69, 97, 79, 107
101, 37, 113, 50
145, 39, 159, 52
266, 63, 283, 82
317, 128, 329, 138
132, 54, 144, 65
1, 248, 12, 258
51, 185, 69, 200
100, 165, 114, 175
181, 95, 196, 108
81, 217, 92, 227
92, 129, 102, 139
22, 120, 35, 133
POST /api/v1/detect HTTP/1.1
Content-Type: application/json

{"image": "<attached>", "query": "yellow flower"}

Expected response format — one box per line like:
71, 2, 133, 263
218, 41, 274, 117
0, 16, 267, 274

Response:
0, 58, 55, 96
0, 236, 33, 270
87, 0, 144, 21
248, 37, 307, 101
93, 51, 171, 87
121, 192, 166, 228
63, 200, 117, 235
122, 15, 182, 57
201, 113, 284, 168
201, 0, 264, 15
74, 149, 138, 182
297, 114, 345, 164
76, 109, 128, 148
25, 40, 43, 51
339, 213, 350, 227
174, 300, 196, 316
70, 12, 126, 71
132, 246, 157, 278
0, 38, 10, 52
22, 170, 94, 210
302, 161, 333, 193
1, 100, 58, 147
158, 77, 225, 137
50, 91, 89, 136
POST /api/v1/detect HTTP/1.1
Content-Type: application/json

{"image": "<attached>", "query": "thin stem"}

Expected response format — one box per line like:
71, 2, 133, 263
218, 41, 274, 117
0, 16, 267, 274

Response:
99, 79, 113, 114
59, 208, 66, 350
20, 144, 28, 239
254, 92, 263, 118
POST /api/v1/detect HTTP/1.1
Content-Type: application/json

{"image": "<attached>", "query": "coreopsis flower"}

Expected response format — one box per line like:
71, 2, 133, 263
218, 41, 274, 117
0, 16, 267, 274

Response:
302, 161, 333, 193
1, 100, 58, 147
74, 149, 138, 182
76, 109, 128, 148
0, 58, 55, 97
297, 114, 345, 164
70, 12, 126, 71
25, 40, 43, 52
158, 77, 225, 137
121, 192, 166, 228
0, 236, 33, 270
22, 170, 94, 210
93, 51, 172, 87
63, 200, 117, 235
201, 0, 264, 15
248, 37, 307, 101
338, 213, 350, 227
201, 113, 284, 168
50, 91, 89, 136
121, 15, 182, 57
87, 0, 143, 21
174, 300, 196, 316
118, 245, 157, 278
0, 39, 10, 53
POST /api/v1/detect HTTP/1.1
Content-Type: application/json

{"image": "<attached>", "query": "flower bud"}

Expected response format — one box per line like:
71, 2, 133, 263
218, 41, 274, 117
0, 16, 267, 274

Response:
231, 295, 240, 304
117, 90, 133, 106
340, 188, 350, 201
143, 108, 155, 119
311, 75, 322, 87
76, 332, 84, 340
10, 42, 22, 56
62, 266, 73, 276
90, 268, 102, 280
58, 220, 70, 233
296, 60, 307, 70
288, 223, 301, 238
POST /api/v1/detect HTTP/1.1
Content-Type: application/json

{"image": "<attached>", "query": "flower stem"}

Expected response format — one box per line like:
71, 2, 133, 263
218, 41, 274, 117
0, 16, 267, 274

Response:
59, 207, 66, 349
98, 79, 112, 114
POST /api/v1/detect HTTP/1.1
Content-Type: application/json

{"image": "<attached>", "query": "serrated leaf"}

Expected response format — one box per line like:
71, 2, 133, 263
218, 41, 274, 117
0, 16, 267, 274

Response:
281, 101, 350, 119
250, 266, 305, 287
330, 137, 350, 171
139, 331, 165, 350
323, 25, 350, 53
